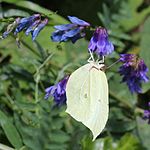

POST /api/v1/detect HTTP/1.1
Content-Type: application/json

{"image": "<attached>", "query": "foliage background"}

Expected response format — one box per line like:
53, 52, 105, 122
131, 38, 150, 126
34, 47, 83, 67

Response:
0, 0, 150, 149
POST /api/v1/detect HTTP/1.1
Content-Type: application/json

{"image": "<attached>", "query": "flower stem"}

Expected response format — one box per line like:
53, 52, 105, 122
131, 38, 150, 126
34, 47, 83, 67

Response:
34, 53, 54, 103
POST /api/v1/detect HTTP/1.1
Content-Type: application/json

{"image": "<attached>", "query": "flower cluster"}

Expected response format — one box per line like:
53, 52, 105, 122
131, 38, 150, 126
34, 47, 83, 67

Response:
143, 102, 150, 124
51, 16, 90, 43
2, 14, 48, 41
119, 54, 149, 93
88, 27, 114, 56
45, 76, 69, 106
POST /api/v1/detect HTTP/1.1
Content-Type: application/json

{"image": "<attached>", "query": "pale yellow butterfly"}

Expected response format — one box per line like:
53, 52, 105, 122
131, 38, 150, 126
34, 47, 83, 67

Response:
66, 61, 109, 141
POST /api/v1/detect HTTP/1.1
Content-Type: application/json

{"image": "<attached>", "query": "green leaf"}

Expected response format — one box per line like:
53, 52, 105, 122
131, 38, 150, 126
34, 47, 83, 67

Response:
1, 0, 68, 24
2, 9, 29, 17
94, 134, 145, 150
81, 135, 94, 150
1, 0, 24, 2
116, 133, 145, 150
103, 137, 114, 150
93, 137, 114, 150
139, 16, 150, 92
109, 73, 136, 109
107, 107, 136, 134
136, 117, 150, 150
14, 114, 44, 150
0, 110, 23, 149
49, 131, 70, 143
112, 0, 150, 31
107, 119, 136, 133
45, 144, 67, 150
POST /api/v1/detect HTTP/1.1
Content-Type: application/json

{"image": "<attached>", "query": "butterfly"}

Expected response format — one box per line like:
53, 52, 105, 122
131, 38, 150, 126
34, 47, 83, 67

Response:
66, 59, 109, 141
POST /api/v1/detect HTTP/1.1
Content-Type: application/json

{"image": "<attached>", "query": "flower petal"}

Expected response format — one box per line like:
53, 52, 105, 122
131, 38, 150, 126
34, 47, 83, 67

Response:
70, 33, 82, 43
25, 19, 41, 36
45, 76, 69, 105
88, 28, 114, 56
51, 30, 64, 42
63, 28, 80, 38
32, 18, 48, 41
68, 16, 90, 26
88, 42, 97, 52
15, 14, 40, 34
104, 41, 114, 55
54, 24, 75, 31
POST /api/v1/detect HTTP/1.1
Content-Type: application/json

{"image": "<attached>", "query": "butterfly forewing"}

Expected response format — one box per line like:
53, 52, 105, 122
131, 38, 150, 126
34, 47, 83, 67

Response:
66, 63, 91, 121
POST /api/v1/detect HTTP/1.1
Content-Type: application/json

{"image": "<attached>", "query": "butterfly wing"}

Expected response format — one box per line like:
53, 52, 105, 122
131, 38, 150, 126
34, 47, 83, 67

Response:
86, 67, 109, 140
66, 63, 91, 121
66, 63, 109, 140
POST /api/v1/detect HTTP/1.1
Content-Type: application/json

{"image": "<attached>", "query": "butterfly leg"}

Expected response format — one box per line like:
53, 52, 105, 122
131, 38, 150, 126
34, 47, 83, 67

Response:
88, 50, 95, 63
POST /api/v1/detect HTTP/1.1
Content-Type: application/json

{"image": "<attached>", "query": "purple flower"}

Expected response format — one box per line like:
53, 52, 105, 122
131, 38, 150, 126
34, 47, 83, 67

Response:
119, 54, 149, 93
45, 76, 69, 106
31, 18, 48, 41
1, 14, 48, 43
88, 27, 114, 56
25, 19, 41, 36
51, 16, 90, 43
143, 102, 150, 124
14, 14, 40, 34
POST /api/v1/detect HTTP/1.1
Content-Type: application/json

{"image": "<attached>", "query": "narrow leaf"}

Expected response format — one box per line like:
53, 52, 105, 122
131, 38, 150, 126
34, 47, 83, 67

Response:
0, 110, 23, 149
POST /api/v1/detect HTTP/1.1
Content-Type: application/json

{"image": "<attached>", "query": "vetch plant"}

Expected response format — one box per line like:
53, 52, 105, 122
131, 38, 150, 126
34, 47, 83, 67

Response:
1, 11, 150, 146
119, 54, 149, 93
45, 76, 69, 106
1, 14, 48, 42
51, 16, 90, 43
46, 16, 149, 140
88, 27, 114, 56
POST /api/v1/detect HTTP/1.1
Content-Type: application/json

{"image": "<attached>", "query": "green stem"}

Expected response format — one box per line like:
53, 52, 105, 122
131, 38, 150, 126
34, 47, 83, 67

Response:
36, 53, 54, 74
34, 53, 54, 78
35, 79, 39, 103
55, 63, 73, 83
34, 53, 54, 103
0, 18, 14, 23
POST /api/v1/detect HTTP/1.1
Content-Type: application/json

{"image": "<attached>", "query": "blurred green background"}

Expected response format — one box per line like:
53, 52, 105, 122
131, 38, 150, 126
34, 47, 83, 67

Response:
0, 0, 150, 150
